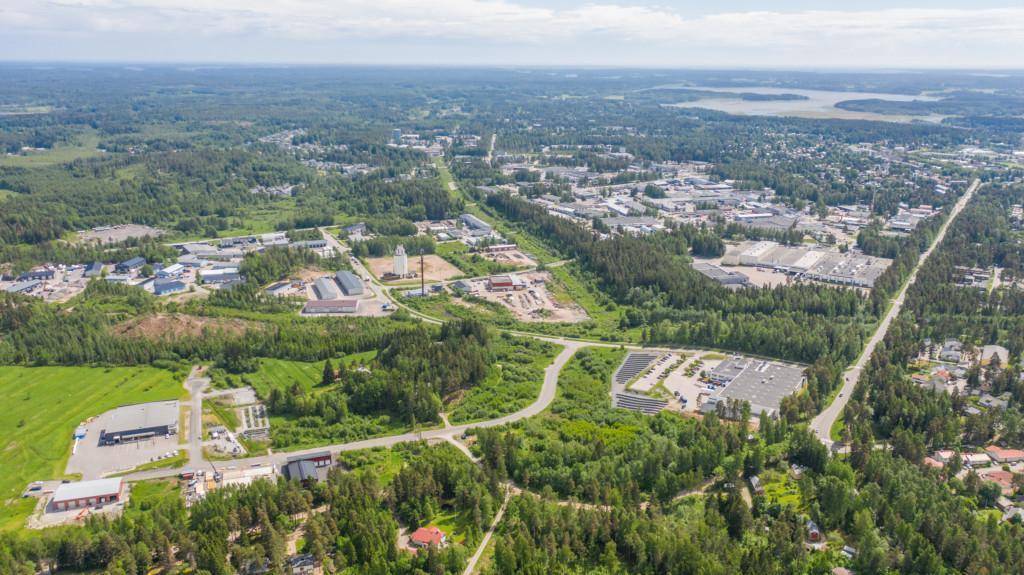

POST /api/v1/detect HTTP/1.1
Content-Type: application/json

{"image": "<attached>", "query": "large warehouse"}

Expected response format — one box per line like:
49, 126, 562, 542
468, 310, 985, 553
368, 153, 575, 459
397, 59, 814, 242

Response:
314, 276, 341, 300
50, 478, 125, 511
99, 400, 179, 445
702, 359, 805, 419
334, 270, 364, 296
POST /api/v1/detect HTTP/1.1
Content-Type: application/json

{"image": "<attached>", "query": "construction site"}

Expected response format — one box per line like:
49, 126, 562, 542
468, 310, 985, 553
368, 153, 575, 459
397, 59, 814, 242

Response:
455, 271, 589, 323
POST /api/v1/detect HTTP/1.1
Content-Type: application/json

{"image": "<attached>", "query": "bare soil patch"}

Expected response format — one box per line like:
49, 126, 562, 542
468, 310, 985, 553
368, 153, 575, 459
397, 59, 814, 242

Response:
365, 254, 463, 283
114, 313, 251, 340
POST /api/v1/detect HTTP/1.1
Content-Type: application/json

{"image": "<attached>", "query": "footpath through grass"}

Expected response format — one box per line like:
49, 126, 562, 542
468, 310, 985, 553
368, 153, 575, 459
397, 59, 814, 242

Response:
0, 365, 184, 531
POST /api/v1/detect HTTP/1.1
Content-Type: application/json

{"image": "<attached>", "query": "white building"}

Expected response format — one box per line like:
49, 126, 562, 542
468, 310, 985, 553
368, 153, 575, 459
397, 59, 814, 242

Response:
394, 245, 408, 277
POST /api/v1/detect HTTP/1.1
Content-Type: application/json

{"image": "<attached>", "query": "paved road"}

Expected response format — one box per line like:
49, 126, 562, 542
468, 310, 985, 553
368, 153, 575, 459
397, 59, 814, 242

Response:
184, 367, 209, 468
462, 487, 509, 575
127, 341, 581, 481
809, 178, 980, 447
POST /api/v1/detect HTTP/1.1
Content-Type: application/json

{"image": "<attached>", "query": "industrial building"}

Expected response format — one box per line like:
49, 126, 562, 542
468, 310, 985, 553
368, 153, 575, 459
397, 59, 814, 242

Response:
17, 269, 55, 281
721, 241, 891, 288
460, 213, 492, 232
156, 263, 184, 278
200, 270, 241, 284
50, 478, 125, 512
487, 274, 526, 292
693, 262, 749, 288
702, 359, 806, 418
293, 239, 328, 249
4, 280, 41, 294
334, 270, 364, 296
84, 262, 104, 278
303, 299, 358, 314
115, 256, 146, 274
153, 279, 186, 296
313, 277, 341, 300
99, 400, 179, 445
282, 451, 333, 483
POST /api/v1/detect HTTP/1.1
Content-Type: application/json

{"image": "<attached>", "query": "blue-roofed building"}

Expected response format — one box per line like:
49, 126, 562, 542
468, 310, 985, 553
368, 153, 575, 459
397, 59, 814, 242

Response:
153, 279, 186, 296
115, 256, 146, 274
84, 262, 104, 277
17, 269, 54, 281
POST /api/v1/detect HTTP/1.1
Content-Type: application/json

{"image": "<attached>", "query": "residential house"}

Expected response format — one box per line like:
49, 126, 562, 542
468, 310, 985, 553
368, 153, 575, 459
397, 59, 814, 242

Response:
410, 526, 447, 548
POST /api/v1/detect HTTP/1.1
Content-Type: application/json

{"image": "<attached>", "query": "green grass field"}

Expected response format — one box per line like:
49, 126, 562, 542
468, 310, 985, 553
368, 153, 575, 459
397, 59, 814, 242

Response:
0, 365, 184, 531
336, 447, 407, 485
244, 352, 378, 398
123, 478, 181, 522
435, 241, 522, 278
0, 131, 103, 168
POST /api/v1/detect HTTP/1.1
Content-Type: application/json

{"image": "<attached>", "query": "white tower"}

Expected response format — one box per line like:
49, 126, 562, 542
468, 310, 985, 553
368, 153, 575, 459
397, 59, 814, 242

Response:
394, 244, 408, 277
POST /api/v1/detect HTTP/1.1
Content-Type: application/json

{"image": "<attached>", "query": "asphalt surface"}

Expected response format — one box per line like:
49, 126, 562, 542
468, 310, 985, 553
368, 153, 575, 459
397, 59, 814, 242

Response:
184, 368, 209, 469
809, 178, 980, 448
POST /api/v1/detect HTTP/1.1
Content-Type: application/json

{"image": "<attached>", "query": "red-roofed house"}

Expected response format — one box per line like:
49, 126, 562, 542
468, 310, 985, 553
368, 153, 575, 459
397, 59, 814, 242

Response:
410, 527, 447, 548
980, 469, 1016, 495
985, 445, 1024, 464
923, 457, 943, 469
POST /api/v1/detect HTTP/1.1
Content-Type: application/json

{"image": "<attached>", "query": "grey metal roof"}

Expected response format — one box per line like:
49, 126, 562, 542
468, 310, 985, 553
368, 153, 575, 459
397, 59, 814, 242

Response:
52, 478, 123, 503
334, 270, 364, 295
4, 280, 40, 293
314, 277, 341, 300
104, 400, 179, 433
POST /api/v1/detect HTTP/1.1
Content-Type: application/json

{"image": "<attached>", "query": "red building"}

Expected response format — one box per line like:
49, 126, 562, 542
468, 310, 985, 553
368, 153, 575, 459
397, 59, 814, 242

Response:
410, 526, 447, 548
50, 478, 125, 512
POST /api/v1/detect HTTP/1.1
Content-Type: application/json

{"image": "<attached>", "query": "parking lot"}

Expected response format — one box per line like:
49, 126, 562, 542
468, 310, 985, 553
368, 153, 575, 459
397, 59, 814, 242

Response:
659, 354, 727, 412
65, 412, 181, 479
629, 353, 685, 395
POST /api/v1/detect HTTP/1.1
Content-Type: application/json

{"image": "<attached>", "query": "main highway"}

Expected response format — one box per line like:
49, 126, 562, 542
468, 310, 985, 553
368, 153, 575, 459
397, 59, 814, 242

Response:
809, 178, 980, 447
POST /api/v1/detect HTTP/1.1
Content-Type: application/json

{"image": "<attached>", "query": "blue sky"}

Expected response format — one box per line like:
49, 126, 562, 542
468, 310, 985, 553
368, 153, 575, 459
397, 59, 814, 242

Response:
2, 1, 1023, 68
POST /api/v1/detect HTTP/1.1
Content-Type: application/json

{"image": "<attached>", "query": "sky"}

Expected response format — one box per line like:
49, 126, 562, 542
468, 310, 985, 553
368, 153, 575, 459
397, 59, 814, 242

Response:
2, 0, 1024, 68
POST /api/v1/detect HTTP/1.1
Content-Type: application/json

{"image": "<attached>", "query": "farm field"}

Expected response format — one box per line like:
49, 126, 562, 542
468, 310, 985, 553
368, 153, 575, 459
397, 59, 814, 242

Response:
0, 365, 184, 531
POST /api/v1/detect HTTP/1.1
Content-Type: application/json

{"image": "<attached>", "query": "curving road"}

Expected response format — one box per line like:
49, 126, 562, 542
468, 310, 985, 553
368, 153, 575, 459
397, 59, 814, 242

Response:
126, 341, 581, 482
809, 178, 979, 448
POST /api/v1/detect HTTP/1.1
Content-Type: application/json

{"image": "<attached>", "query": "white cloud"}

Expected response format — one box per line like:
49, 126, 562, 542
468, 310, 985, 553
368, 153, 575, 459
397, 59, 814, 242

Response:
5, 1, 1024, 66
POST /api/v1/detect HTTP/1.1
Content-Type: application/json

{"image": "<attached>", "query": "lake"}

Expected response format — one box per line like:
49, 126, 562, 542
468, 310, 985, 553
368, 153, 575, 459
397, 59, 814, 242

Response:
663, 86, 943, 123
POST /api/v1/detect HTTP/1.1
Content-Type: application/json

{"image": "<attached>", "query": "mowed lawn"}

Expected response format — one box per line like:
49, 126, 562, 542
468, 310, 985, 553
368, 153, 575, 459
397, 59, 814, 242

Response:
0, 365, 184, 530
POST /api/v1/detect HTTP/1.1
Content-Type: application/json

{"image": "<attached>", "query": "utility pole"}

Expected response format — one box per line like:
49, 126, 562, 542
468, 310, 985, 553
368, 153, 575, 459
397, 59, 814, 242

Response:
420, 249, 425, 296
